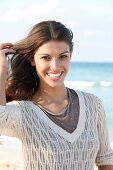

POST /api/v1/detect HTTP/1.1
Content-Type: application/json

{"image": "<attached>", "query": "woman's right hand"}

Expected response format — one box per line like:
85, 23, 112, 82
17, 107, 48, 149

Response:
0, 43, 15, 70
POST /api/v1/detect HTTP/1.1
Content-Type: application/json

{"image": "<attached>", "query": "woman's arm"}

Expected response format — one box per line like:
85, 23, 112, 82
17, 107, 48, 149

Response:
95, 96, 113, 166
0, 43, 15, 105
0, 67, 7, 105
0, 43, 20, 137
98, 165, 113, 170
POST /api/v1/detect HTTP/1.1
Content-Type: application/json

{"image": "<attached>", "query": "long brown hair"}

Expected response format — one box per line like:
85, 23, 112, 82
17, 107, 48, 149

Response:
6, 20, 74, 102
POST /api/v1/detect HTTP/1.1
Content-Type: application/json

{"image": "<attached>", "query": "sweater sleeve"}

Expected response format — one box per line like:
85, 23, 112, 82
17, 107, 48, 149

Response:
95, 97, 113, 166
0, 101, 21, 138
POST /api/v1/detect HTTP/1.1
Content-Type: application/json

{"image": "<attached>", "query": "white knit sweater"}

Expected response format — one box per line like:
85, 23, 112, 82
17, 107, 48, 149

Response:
0, 91, 113, 170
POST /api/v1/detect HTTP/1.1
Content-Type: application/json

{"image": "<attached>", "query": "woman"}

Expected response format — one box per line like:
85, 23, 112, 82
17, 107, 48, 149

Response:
0, 20, 113, 170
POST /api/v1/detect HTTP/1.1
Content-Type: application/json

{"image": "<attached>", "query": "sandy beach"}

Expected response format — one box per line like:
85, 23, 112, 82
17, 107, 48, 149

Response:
0, 136, 113, 170
0, 136, 23, 170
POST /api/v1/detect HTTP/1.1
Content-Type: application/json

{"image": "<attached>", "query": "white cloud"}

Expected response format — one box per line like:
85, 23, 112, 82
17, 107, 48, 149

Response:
0, 8, 21, 21
0, 0, 58, 22
0, 0, 113, 62
27, 0, 58, 15
81, 30, 104, 37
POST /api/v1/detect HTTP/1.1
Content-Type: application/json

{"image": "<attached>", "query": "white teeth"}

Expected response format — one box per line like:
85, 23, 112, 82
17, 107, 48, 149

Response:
48, 72, 62, 77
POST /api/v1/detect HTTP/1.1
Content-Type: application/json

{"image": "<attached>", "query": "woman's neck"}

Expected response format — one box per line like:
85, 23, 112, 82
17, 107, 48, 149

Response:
32, 85, 69, 114
32, 85, 68, 104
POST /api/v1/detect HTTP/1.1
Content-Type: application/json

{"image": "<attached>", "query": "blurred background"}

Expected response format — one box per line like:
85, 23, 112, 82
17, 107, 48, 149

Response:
0, 0, 113, 63
0, 0, 113, 169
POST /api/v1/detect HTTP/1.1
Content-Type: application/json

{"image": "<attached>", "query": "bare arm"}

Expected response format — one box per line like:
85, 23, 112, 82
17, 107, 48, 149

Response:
0, 67, 7, 105
0, 43, 15, 105
98, 165, 113, 170
0, 44, 20, 137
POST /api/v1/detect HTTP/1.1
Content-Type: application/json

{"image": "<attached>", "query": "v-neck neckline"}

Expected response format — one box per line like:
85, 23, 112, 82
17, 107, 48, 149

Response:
36, 87, 70, 116
29, 90, 86, 143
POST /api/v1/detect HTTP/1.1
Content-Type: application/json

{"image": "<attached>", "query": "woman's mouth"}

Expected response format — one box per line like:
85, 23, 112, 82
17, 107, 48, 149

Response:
47, 71, 64, 80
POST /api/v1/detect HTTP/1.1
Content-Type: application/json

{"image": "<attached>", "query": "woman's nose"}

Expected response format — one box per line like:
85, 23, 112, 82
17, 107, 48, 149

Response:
50, 59, 60, 70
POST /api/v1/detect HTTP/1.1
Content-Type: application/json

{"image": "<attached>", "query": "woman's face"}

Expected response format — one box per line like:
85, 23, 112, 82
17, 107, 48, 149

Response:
32, 40, 72, 89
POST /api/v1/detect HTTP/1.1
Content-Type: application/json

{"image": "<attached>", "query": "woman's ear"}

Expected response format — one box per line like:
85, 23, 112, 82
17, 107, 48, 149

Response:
30, 60, 35, 66
70, 50, 73, 59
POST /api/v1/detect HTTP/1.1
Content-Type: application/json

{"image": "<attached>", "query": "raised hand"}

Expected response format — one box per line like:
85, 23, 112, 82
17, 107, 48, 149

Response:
0, 43, 15, 70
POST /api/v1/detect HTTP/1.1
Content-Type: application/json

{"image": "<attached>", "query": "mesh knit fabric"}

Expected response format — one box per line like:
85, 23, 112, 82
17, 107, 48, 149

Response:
0, 90, 113, 170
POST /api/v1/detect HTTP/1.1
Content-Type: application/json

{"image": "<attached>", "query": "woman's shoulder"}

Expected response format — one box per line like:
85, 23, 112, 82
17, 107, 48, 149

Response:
67, 88, 102, 109
7, 100, 30, 105
7, 100, 25, 106
5, 100, 33, 116
6, 100, 32, 110
68, 87, 99, 100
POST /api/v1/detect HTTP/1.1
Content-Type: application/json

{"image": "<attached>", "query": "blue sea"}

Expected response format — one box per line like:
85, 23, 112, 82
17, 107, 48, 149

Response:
65, 62, 113, 142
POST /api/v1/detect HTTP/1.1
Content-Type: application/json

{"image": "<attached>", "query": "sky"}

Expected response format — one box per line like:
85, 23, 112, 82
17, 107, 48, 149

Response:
0, 0, 113, 62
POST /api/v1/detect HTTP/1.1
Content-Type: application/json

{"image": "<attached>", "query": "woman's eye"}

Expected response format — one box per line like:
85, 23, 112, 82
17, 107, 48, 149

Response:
60, 55, 68, 59
41, 56, 51, 60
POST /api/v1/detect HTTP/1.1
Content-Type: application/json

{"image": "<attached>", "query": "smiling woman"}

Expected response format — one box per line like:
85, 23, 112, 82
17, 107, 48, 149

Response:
0, 20, 113, 170
31, 41, 71, 89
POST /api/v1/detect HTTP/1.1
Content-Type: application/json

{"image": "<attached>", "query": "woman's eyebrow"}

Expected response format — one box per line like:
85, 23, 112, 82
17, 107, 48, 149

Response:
39, 51, 69, 56
39, 53, 49, 56
59, 51, 69, 55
